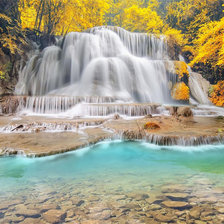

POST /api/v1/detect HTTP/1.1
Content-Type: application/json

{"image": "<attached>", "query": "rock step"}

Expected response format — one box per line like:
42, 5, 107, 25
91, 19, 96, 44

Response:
0, 96, 169, 116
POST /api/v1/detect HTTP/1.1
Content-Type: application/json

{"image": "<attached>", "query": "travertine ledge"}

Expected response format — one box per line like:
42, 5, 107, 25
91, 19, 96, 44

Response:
0, 115, 223, 157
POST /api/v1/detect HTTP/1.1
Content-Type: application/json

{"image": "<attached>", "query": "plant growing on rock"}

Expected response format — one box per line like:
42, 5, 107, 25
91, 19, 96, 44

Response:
171, 82, 190, 101
173, 61, 189, 80
210, 81, 224, 107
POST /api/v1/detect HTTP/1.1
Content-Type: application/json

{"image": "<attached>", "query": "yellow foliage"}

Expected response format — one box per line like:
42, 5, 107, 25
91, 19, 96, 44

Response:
0, 13, 12, 23
19, 0, 38, 30
0, 13, 26, 56
174, 61, 189, 80
19, 0, 110, 34
210, 81, 224, 107
171, 82, 190, 101
190, 18, 224, 68
122, 4, 164, 33
165, 28, 186, 48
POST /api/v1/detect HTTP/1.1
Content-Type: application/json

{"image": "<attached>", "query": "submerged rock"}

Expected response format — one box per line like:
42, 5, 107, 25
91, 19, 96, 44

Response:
189, 207, 201, 219
154, 213, 176, 222
42, 209, 66, 223
162, 201, 190, 209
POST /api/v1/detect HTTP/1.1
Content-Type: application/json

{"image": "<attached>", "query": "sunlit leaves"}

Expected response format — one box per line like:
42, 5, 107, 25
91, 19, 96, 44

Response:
210, 81, 224, 107
171, 82, 190, 101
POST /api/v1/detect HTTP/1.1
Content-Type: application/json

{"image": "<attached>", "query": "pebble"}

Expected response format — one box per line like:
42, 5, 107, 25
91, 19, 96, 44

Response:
154, 213, 176, 222
42, 209, 66, 223
189, 207, 201, 219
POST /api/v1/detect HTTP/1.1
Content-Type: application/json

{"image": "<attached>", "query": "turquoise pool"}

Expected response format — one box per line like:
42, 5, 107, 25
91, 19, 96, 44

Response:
1, 141, 224, 223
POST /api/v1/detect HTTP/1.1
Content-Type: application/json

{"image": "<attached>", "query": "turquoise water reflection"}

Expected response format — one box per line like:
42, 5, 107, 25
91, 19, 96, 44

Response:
0, 141, 224, 186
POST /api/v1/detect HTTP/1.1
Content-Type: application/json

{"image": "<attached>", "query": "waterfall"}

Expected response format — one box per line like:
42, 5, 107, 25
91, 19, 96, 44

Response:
14, 26, 217, 116
15, 26, 174, 104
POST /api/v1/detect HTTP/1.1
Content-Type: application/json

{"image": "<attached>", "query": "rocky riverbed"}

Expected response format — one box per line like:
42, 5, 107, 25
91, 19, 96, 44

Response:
1, 168, 224, 224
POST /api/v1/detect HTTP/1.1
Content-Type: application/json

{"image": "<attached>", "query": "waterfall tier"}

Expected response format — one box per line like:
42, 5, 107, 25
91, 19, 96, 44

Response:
15, 26, 176, 104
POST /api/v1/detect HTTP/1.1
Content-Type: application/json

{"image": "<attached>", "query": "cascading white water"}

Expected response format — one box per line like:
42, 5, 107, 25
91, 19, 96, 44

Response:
14, 26, 217, 116
15, 26, 174, 104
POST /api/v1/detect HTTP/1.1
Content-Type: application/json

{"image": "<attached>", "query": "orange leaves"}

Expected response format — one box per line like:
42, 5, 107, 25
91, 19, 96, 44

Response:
210, 81, 224, 107
171, 82, 190, 101
144, 122, 160, 130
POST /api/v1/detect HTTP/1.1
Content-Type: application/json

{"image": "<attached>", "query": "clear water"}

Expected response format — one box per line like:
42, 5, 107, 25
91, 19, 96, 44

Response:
1, 141, 224, 223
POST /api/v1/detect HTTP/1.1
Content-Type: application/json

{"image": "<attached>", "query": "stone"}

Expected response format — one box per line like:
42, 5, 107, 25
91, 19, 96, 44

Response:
145, 114, 153, 118
201, 210, 215, 217
189, 207, 201, 219
154, 213, 176, 222
114, 114, 120, 120
88, 210, 112, 220
120, 203, 141, 210
201, 216, 213, 221
175, 210, 186, 217
42, 209, 66, 223
162, 201, 190, 209
15, 207, 40, 218
164, 193, 189, 201
194, 221, 207, 224
169, 106, 193, 117
178, 107, 193, 117
216, 207, 224, 214
189, 72, 211, 105
3, 214, 25, 222
150, 204, 161, 211
20, 218, 45, 224
66, 210, 75, 218
217, 214, 224, 222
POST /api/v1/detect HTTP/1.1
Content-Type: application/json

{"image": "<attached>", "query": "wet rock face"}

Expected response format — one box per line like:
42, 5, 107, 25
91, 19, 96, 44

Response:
0, 96, 21, 114
169, 106, 193, 117
189, 72, 211, 105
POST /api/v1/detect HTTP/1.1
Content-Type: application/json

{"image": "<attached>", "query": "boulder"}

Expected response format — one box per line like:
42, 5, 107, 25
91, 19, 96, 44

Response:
189, 207, 201, 219
189, 72, 211, 104
170, 106, 193, 117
